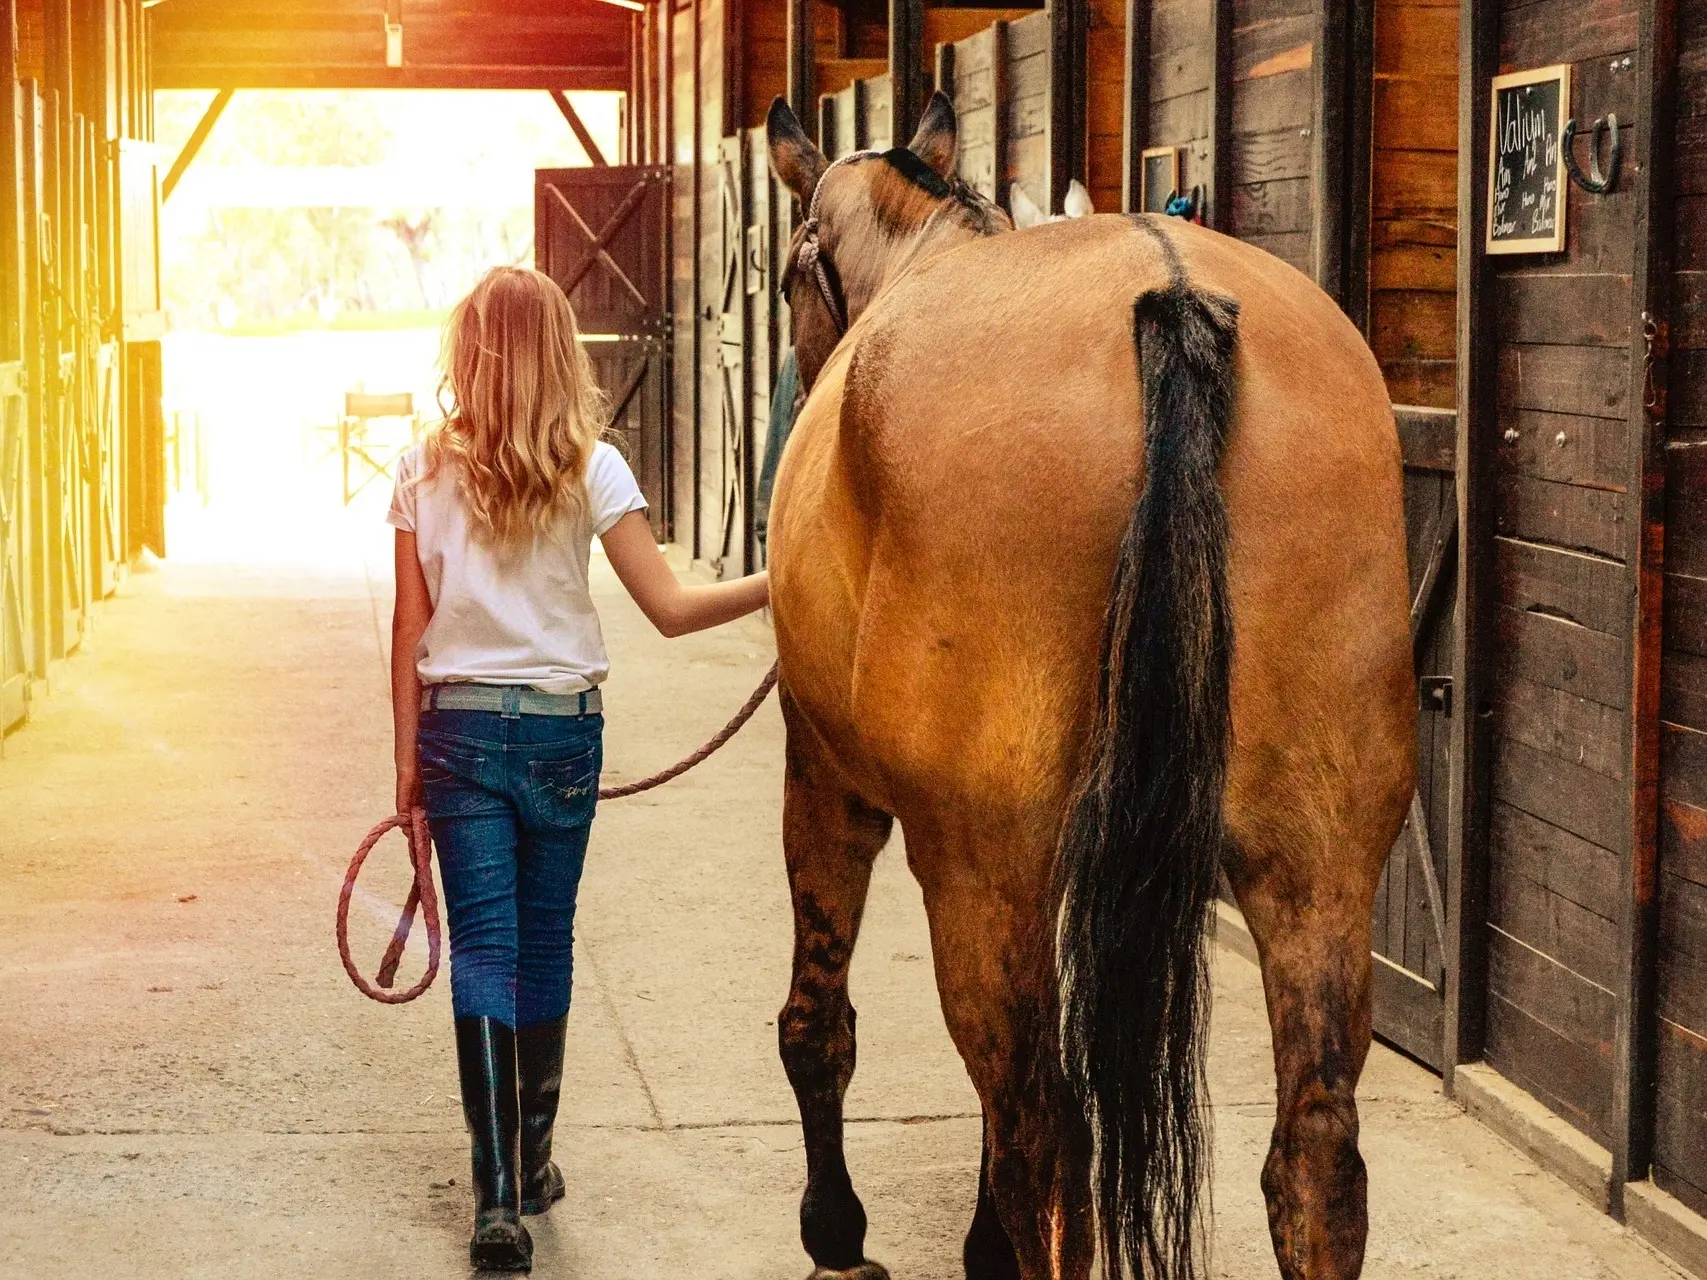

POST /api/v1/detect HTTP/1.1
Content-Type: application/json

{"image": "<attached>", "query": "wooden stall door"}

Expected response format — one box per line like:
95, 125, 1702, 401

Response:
1479, 17, 1643, 1149
1371, 406, 1458, 1069
0, 365, 30, 733
744, 126, 776, 572
1655, 5, 1707, 1217
1224, 0, 1318, 272
534, 165, 672, 537
91, 341, 124, 600
710, 135, 749, 577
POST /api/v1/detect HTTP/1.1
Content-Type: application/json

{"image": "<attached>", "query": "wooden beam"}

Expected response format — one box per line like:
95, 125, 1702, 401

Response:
160, 86, 230, 202
1610, 0, 1677, 1213
151, 65, 629, 91
1204, 0, 1232, 229
889, 0, 923, 150
787, 0, 813, 124
1119, 0, 1149, 213
549, 87, 609, 167
2, 0, 19, 362
1442, 0, 1498, 1094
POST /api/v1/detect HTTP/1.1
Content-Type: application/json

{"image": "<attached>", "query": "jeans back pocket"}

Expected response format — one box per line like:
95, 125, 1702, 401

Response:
526, 747, 600, 830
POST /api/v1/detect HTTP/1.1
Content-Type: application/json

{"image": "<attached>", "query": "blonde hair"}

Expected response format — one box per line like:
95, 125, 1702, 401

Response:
423, 267, 608, 550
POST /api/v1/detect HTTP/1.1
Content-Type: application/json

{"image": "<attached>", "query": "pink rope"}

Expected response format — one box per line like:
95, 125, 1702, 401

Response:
338, 663, 779, 1004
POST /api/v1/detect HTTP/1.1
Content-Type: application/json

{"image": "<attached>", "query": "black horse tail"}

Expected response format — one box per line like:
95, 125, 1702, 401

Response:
1055, 255, 1240, 1279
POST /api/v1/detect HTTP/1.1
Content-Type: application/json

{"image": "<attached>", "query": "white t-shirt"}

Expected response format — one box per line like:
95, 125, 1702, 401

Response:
386, 441, 647, 694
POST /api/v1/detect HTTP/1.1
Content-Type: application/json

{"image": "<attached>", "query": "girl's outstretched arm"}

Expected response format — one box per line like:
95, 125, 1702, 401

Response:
600, 510, 769, 637
391, 529, 434, 814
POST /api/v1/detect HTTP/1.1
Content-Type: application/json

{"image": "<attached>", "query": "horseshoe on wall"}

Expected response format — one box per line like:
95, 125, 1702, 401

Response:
1563, 114, 1621, 194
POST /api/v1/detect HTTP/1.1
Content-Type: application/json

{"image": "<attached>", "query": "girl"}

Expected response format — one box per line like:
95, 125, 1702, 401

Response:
388, 267, 769, 1272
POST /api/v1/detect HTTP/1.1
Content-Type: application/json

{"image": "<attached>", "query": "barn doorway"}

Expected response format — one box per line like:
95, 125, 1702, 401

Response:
151, 89, 621, 567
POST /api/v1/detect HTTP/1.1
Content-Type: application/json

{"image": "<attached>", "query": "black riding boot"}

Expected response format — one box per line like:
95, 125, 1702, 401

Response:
454, 1017, 533, 1273
518, 1015, 568, 1215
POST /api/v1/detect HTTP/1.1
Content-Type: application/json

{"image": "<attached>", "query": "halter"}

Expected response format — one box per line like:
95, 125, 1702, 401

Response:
796, 149, 881, 336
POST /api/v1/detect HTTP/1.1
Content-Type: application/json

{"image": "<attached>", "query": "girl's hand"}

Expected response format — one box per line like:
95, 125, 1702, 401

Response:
396, 763, 422, 817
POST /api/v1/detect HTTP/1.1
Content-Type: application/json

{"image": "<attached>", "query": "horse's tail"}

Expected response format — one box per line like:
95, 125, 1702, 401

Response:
1055, 254, 1239, 1280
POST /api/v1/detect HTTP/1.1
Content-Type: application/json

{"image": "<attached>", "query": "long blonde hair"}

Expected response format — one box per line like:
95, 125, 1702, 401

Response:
423, 267, 608, 550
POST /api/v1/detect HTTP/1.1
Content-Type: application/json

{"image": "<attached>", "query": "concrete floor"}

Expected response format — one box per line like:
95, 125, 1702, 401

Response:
0, 546, 1688, 1279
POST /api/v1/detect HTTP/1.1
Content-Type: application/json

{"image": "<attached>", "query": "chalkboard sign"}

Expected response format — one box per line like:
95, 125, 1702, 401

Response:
1486, 64, 1570, 254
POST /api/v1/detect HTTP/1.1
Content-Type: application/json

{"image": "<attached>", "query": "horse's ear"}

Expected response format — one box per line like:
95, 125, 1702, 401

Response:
1063, 179, 1095, 218
1009, 185, 1047, 229
767, 96, 829, 205
907, 91, 958, 180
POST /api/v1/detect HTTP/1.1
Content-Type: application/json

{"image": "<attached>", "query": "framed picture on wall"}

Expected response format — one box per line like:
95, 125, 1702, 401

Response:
1140, 146, 1181, 216
1486, 63, 1570, 254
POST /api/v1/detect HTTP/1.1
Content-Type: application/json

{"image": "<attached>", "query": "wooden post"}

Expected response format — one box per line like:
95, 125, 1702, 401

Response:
2, 0, 19, 362
934, 40, 953, 94
1342, 0, 1375, 331
1610, 0, 1677, 1213
45, 0, 71, 105
890, 0, 923, 149
1047, 0, 1087, 212
1313, 0, 1349, 304
787, 0, 813, 125
1441, 0, 1498, 1090
1204, 0, 1232, 229
1119, 0, 1149, 213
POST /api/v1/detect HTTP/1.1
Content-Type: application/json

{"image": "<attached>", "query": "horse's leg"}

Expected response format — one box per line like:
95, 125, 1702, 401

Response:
916, 830, 1093, 1280
778, 693, 894, 1280
1232, 862, 1377, 1280
961, 1116, 1022, 1280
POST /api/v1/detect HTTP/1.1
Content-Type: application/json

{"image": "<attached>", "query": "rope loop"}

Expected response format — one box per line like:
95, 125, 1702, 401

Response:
336, 806, 443, 1004
338, 664, 780, 1004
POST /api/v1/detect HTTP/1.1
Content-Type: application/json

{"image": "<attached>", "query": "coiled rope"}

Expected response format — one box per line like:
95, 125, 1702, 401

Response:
336, 662, 779, 1003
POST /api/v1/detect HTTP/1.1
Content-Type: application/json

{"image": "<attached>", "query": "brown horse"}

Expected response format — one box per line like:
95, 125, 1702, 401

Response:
763, 91, 1416, 1280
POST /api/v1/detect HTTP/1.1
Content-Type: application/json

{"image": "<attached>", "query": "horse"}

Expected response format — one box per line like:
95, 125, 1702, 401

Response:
761, 90, 1416, 1280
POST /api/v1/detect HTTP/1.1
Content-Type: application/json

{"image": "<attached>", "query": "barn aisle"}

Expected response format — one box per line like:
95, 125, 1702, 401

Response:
0, 545, 1685, 1279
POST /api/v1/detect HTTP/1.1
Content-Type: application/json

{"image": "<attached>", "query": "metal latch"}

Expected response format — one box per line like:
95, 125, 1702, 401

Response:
1419, 675, 1452, 717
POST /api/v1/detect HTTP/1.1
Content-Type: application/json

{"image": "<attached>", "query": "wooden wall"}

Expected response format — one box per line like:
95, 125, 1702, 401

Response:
1144, 0, 1215, 215
1369, 0, 1457, 406
1480, 0, 1642, 1148
1086, 0, 1124, 213
1656, 0, 1707, 1218
1225, 0, 1316, 272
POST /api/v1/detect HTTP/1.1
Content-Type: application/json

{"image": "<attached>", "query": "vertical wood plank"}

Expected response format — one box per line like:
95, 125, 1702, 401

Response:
1121, 0, 1149, 212
993, 19, 1011, 212
2, 0, 19, 362
788, 0, 813, 121
1047, 0, 1088, 211
1315, 0, 1349, 297
889, 0, 923, 149
1206, 0, 1232, 228
1343, 0, 1374, 330
1611, 0, 1677, 1210
935, 39, 953, 94
1443, 0, 1498, 1090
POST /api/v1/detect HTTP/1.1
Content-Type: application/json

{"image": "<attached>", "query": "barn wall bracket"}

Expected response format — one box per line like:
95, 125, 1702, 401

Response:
549, 88, 610, 167
160, 87, 232, 202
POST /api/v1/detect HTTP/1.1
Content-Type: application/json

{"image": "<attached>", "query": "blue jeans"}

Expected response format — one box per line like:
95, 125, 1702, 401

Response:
418, 707, 603, 1027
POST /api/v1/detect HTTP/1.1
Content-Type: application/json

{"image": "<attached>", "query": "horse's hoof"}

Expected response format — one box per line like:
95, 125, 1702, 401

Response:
807, 1264, 891, 1280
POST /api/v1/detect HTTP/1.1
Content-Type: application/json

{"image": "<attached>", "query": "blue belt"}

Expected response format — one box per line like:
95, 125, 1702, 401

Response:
420, 684, 602, 718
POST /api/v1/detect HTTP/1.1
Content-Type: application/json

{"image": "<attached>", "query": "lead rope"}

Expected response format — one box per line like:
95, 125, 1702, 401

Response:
335, 661, 780, 1003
